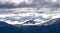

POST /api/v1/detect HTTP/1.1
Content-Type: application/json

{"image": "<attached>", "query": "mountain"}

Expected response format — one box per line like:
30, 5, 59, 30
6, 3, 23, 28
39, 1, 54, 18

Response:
42, 18, 60, 25
0, 18, 60, 33
0, 21, 23, 33
18, 18, 60, 33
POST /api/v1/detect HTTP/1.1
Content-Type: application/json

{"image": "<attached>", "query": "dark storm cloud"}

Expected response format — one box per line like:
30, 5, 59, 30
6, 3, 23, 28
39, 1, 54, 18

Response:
0, 0, 60, 8
32, 0, 60, 8
0, 3, 16, 8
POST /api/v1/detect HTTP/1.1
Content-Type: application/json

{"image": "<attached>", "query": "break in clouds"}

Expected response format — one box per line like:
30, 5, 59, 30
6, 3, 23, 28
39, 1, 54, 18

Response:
0, 0, 60, 8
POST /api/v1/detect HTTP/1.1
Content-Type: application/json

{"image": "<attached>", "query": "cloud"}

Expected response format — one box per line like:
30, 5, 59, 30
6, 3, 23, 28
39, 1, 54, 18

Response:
0, 0, 60, 8
0, 12, 60, 25
0, 0, 33, 8
0, 0, 24, 8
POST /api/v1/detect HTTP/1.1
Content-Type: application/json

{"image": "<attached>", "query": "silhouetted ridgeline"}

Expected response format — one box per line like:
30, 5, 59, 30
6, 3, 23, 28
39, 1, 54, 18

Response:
0, 18, 60, 33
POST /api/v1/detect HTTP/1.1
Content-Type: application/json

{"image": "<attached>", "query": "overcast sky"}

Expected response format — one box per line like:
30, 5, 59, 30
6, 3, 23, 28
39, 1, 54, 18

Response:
0, 0, 60, 26
0, 0, 60, 8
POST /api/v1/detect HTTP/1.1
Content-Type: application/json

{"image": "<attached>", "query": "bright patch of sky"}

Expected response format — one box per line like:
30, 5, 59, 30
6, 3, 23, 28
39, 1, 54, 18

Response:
0, 0, 33, 4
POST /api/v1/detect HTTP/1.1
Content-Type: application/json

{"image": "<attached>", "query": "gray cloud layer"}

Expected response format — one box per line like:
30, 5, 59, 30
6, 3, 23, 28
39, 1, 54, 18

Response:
0, 0, 60, 8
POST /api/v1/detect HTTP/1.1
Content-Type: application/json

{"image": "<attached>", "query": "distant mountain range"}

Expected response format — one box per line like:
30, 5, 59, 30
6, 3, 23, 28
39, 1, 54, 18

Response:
0, 21, 23, 33
0, 18, 60, 33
